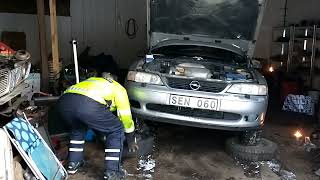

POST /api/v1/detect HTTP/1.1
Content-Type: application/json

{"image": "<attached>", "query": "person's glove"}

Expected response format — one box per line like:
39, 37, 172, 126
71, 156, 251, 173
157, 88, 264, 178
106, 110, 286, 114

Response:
126, 132, 139, 153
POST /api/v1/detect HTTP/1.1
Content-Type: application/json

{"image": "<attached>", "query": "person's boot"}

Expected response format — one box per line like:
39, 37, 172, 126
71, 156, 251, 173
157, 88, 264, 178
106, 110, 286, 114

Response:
67, 161, 85, 174
103, 168, 127, 180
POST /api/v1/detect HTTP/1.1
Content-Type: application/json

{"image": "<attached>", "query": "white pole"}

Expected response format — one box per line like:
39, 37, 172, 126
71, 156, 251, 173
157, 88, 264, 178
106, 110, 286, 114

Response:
72, 40, 80, 83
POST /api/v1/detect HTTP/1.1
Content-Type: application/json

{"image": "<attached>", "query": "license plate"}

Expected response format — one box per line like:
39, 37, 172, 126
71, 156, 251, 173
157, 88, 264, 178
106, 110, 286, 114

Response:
169, 94, 219, 110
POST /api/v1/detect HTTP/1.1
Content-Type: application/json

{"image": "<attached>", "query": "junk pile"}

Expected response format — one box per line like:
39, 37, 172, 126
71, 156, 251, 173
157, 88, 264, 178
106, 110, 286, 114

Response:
0, 42, 35, 118
266, 160, 297, 180
235, 157, 297, 180
136, 155, 155, 179
0, 42, 15, 58
0, 42, 67, 179
0, 114, 67, 180
308, 130, 320, 176
58, 46, 120, 93
282, 94, 313, 115
291, 128, 320, 177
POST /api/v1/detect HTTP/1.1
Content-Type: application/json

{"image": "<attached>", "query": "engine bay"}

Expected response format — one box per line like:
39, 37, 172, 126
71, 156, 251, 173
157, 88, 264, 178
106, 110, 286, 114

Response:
143, 57, 254, 81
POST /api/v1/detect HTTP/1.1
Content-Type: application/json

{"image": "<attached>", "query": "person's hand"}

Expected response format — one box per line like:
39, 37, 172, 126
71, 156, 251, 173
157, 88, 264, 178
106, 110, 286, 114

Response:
128, 141, 139, 152
126, 132, 139, 152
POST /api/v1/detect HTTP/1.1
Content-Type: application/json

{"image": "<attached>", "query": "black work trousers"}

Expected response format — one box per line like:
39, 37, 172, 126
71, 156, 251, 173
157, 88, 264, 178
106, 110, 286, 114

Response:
56, 93, 124, 172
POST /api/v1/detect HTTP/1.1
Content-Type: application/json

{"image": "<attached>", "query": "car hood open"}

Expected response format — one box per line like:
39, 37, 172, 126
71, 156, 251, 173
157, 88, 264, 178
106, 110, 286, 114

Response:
149, 0, 266, 57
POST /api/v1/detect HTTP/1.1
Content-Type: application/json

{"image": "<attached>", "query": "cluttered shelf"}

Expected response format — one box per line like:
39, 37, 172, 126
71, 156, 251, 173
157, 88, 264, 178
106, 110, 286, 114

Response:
272, 41, 290, 44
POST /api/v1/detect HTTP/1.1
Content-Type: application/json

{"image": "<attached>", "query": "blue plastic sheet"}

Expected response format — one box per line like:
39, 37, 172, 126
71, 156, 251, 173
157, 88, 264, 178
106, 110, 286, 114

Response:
5, 117, 66, 179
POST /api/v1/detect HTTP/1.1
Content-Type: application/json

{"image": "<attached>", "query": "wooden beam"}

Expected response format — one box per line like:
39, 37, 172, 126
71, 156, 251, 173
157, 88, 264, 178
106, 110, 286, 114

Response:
49, 0, 60, 78
36, 0, 49, 92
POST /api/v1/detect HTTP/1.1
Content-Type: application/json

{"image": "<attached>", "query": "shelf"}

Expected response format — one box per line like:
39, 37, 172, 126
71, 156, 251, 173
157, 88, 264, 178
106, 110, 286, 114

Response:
294, 37, 314, 39
270, 25, 319, 82
294, 26, 319, 29
272, 41, 289, 43
270, 57, 288, 62
295, 67, 312, 72
273, 26, 320, 31
273, 26, 290, 30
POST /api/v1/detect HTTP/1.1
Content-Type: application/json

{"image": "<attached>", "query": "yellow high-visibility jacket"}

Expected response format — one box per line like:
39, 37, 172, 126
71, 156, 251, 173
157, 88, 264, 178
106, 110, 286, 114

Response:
64, 77, 135, 133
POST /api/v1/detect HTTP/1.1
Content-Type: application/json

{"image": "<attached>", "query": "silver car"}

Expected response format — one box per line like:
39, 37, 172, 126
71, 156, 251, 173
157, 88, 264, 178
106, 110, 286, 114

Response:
125, 0, 267, 144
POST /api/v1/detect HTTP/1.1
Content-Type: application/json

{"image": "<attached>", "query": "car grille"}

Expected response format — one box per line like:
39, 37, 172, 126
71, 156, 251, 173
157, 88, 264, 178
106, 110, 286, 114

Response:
166, 77, 227, 93
146, 104, 241, 120
0, 70, 9, 97
130, 100, 141, 109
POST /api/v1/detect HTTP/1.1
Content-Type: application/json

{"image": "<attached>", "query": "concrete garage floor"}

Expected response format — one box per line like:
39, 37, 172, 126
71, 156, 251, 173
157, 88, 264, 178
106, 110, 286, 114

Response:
68, 107, 319, 180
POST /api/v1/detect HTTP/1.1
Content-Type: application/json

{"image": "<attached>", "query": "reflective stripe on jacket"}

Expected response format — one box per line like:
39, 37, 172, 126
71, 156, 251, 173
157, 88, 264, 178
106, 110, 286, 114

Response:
64, 77, 135, 133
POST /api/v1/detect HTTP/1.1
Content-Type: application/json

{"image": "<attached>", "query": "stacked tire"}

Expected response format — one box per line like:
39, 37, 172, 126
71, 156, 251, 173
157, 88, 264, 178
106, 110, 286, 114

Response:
226, 137, 278, 161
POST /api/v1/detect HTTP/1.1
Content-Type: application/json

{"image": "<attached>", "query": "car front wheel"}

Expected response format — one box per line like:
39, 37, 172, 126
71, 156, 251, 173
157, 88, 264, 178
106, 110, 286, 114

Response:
226, 136, 278, 161
240, 129, 262, 146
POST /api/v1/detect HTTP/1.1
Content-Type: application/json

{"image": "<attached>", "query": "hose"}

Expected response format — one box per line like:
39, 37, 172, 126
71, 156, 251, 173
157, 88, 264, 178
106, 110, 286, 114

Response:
125, 18, 138, 39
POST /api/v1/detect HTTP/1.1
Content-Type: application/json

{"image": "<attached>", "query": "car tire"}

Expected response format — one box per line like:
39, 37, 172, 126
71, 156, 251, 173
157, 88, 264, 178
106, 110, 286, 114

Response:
240, 130, 262, 146
226, 137, 278, 161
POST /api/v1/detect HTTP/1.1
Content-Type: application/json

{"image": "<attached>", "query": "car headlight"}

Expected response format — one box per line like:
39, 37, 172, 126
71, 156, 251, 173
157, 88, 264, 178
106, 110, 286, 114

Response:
227, 84, 267, 95
127, 71, 163, 85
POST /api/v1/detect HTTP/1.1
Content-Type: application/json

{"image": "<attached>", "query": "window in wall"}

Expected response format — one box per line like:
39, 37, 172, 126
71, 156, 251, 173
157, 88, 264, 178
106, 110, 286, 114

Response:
0, 0, 70, 16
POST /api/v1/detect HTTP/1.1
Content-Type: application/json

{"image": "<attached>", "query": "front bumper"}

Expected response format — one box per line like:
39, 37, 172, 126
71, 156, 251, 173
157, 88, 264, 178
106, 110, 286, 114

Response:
126, 82, 268, 131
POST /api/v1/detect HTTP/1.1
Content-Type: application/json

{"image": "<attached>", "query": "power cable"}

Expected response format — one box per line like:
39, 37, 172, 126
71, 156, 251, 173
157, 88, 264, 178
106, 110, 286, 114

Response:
125, 18, 138, 39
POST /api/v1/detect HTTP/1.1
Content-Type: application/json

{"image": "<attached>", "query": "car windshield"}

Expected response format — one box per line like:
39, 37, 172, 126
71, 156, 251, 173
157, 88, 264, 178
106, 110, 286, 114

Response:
151, 45, 247, 65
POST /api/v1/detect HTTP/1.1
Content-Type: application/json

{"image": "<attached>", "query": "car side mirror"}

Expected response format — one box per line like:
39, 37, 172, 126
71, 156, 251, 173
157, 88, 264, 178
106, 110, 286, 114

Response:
251, 60, 262, 69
